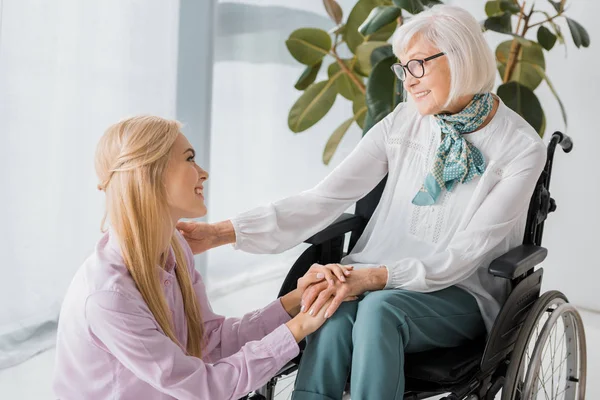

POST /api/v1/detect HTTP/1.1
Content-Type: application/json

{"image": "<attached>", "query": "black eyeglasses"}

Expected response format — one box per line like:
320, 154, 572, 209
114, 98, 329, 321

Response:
390, 52, 446, 81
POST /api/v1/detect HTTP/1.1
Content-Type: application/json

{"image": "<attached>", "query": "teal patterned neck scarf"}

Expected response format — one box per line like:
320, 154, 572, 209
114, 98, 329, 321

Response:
412, 93, 493, 206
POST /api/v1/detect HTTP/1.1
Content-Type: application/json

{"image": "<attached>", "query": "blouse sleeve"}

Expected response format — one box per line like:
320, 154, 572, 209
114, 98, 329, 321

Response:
231, 110, 395, 254
85, 291, 298, 400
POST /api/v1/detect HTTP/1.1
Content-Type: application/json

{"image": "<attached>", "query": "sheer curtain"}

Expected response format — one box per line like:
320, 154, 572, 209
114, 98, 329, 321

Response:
207, 0, 363, 296
0, 0, 180, 369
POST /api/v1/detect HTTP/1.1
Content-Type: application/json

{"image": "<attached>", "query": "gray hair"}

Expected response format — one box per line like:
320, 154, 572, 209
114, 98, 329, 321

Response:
392, 4, 496, 107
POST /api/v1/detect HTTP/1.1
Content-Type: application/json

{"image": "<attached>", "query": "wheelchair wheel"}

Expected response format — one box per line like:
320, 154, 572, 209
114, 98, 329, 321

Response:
501, 290, 587, 400
245, 370, 298, 400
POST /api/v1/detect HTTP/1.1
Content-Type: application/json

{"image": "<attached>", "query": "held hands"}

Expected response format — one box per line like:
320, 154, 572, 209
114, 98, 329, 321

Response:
284, 263, 358, 342
301, 263, 366, 319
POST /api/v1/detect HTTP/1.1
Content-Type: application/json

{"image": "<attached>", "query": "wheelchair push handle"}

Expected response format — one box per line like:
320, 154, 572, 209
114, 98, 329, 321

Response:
552, 131, 573, 153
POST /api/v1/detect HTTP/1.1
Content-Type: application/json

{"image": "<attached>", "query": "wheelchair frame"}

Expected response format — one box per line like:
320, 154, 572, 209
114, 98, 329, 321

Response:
245, 131, 585, 400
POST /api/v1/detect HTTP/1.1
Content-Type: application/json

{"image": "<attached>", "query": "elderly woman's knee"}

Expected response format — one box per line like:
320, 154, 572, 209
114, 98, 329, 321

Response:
353, 291, 410, 332
307, 301, 357, 343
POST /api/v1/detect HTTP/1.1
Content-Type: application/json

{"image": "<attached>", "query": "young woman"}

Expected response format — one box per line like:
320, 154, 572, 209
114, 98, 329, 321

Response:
52, 116, 349, 399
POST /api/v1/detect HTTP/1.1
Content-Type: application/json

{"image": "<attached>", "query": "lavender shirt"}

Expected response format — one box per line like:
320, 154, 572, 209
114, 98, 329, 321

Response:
53, 230, 299, 399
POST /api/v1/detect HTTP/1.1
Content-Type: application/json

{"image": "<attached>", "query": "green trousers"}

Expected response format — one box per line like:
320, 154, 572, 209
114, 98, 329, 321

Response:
291, 286, 485, 400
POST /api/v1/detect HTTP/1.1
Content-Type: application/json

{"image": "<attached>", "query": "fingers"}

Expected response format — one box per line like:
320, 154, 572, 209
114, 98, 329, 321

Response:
299, 272, 326, 286
308, 287, 335, 317
330, 264, 349, 282
296, 272, 326, 293
313, 265, 336, 286
301, 281, 328, 313
314, 297, 335, 319
309, 263, 354, 285
175, 221, 195, 233
325, 288, 353, 319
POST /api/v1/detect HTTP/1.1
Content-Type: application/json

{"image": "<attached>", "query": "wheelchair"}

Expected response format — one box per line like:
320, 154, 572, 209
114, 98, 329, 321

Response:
244, 131, 586, 400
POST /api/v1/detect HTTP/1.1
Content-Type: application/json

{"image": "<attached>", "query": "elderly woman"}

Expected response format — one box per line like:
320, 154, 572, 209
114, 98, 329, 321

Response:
178, 4, 546, 399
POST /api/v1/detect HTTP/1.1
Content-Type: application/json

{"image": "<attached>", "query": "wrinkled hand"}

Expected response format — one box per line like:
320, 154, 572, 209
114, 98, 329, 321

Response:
302, 264, 367, 319
300, 263, 353, 288
176, 221, 216, 254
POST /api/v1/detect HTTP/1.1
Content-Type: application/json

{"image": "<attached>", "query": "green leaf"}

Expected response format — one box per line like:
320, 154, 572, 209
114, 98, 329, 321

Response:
392, 0, 424, 14
485, 0, 518, 15
368, 19, 398, 43
370, 44, 394, 68
323, 0, 344, 25
288, 80, 338, 132
286, 29, 331, 66
531, 64, 567, 128
359, 6, 402, 36
499, 0, 521, 14
497, 81, 545, 135
353, 96, 368, 128
539, 11, 565, 44
485, 0, 503, 17
547, 0, 564, 13
508, 34, 533, 47
355, 41, 389, 75
327, 60, 364, 101
566, 18, 590, 48
323, 118, 354, 165
294, 61, 322, 90
366, 54, 397, 125
496, 40, 545, 90
421, 0, 443, 5
537, 26, 557, 51
484, 11, 512, 34
345, 0, 380, 54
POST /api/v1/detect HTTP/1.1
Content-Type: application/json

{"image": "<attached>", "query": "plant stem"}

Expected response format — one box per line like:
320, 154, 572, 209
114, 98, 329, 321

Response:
330, 48, 366, 94
528, 12, 562, 28
503, 1, 528, 83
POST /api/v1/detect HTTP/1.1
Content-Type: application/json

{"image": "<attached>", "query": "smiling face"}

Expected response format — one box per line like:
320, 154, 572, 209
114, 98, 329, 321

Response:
164, 133, 208, 222
398, 34, 452, 115
399, 34, 472, 115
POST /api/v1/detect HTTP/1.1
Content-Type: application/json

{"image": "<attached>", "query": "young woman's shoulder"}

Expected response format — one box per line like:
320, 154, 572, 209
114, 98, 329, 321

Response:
174, 229, 196, 272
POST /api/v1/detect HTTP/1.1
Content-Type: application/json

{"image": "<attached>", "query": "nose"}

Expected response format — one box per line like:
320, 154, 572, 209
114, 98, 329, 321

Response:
196, 164, 209, 181
403, 73, 419, 92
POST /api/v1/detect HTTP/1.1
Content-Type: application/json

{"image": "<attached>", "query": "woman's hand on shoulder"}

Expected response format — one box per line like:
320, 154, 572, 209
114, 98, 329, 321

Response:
176, 220, 236, 254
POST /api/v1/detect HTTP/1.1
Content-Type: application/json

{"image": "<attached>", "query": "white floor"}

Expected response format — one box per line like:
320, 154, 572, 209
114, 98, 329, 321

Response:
1, 276, 598, 399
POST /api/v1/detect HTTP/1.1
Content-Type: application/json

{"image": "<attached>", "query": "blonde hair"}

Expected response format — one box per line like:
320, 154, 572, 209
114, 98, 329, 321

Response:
95, 115, 204, 358
392, 4, 496, 108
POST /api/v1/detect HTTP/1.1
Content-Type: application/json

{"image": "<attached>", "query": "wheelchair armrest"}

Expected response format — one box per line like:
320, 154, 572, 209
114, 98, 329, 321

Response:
304, 213, 365, 245
488, 245, 548, 280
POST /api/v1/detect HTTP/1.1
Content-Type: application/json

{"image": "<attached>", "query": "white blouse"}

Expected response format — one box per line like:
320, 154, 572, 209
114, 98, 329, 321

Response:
231, 98, 546, 331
